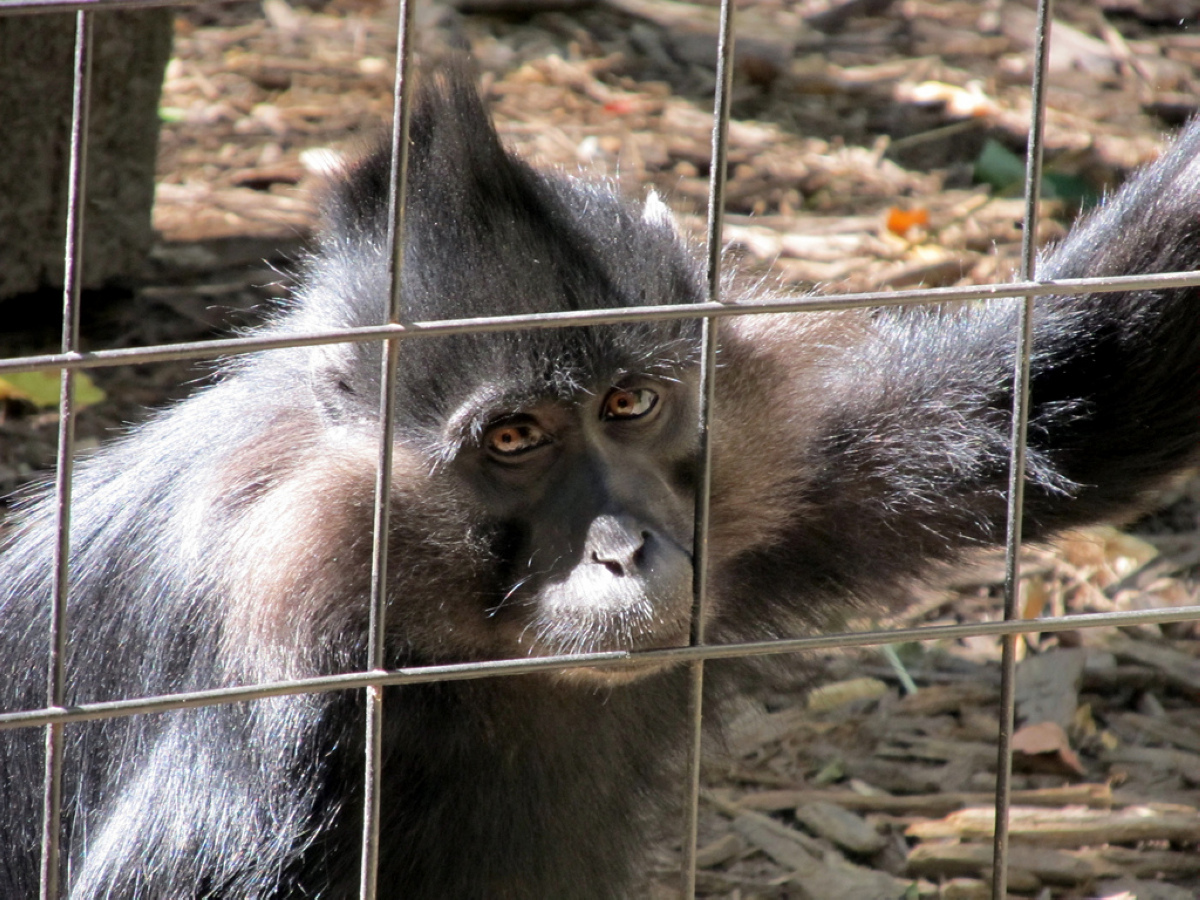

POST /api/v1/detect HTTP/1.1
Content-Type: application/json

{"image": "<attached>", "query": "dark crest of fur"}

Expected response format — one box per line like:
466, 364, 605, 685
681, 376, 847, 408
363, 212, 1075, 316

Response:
292, 66, 705, 442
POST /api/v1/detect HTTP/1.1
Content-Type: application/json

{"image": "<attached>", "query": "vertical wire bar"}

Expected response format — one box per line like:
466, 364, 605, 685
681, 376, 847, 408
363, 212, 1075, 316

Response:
703, 1, 736, 301
358, 0, 416, 896
681, 0, 735, 895
40, 10, 93, 900
992, 1, 1052, 898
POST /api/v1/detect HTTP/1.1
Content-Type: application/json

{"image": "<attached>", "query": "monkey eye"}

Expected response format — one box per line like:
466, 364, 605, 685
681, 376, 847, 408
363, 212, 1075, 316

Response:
484, 419, 553, 459
601, 387, 658, 421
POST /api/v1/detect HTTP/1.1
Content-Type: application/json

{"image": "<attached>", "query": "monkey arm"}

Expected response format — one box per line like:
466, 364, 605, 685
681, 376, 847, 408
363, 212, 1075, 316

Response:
713, 119, 1200, 633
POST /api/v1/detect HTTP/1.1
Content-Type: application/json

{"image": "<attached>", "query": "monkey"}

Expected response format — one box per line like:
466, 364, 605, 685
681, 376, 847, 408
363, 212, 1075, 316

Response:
2, 64, 1200, 899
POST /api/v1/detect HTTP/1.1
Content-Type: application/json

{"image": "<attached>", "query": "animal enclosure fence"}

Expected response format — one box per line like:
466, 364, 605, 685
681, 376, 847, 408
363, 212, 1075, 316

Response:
2, 1, 1200, 898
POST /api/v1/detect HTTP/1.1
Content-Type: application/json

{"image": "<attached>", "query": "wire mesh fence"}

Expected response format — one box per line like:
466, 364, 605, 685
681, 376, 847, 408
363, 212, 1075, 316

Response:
2, 1, 1200, 898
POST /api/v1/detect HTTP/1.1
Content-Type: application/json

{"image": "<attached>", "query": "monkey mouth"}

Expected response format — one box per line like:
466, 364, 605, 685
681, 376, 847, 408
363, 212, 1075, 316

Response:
492, 539, 697, 683
522, 598, 695, 685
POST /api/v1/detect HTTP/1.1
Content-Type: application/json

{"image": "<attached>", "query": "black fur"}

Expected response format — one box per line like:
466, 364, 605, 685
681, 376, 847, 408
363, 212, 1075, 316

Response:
3, 67, 1200, 898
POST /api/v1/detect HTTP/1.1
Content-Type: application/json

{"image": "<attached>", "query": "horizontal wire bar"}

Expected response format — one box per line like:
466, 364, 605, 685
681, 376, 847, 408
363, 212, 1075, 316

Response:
4, 604, 1199, 731
2, 269, 1200, 376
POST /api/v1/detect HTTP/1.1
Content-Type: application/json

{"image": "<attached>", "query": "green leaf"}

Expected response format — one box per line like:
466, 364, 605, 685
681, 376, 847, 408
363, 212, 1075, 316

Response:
973, 138, 1026, 192
974, 139, 1099, 210
0, 371, 105, 410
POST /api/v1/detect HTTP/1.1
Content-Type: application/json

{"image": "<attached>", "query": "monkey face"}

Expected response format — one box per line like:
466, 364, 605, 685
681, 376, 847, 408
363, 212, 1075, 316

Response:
444, 366, 700, 679
288, 77, 710, 681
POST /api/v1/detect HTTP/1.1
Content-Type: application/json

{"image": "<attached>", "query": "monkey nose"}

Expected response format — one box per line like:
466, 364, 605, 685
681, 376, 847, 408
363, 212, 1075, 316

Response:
586, 515, 650, 577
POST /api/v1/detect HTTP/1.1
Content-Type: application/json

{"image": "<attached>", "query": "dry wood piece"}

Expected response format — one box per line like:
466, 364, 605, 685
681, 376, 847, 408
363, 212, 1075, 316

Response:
805, 677, 891, 713
153, 182, 317, 243
893, 682, 998, 716
694, 833, 747, 869
793, 801, 887, 854
1107, 635, 1200, 694
906, 842, 1095, 885
1001, 5, 1120, 76
806, 0, 898, 34
1103, 745, 1200, 786
876, 736, 997, 767
1109, 712, 1200, 754
905, 840, 1200, 893
736, 784, 1113, 816
730, 810, 823, 871
870, 256, 970, 290
723, 704, 816, 759
1080, 845, 1200, 880
935, 880, 990, 900
1094, 878, 1197, 900
907, 803, 1200, 847
601, 0, 810, 71
452, 0, 596, 12
729, 810, 914, 900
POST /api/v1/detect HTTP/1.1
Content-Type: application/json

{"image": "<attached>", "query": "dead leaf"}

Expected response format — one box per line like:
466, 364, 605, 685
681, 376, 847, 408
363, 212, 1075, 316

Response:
1012, 721, 1087, 776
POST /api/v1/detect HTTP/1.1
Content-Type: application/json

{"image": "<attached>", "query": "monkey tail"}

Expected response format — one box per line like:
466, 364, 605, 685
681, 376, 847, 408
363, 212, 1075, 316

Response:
1022, 117, 1200, 533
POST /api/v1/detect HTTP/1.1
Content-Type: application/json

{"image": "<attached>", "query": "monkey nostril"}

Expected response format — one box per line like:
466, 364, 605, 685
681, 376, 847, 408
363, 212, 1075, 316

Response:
632, 531, 651, 568
590, 530, 650, 576
592, 553, 627, 577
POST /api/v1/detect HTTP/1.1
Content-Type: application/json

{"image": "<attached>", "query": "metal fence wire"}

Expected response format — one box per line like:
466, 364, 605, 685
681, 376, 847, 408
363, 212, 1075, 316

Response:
2, 1, 1200, 899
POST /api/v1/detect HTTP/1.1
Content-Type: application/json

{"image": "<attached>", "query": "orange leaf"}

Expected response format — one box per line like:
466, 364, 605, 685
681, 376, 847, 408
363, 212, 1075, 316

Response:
602, 98, 636, 115
886, 206, 930, 235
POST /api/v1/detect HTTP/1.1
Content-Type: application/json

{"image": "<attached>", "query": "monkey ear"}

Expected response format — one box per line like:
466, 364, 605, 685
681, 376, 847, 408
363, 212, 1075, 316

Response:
642, 190, 682, 237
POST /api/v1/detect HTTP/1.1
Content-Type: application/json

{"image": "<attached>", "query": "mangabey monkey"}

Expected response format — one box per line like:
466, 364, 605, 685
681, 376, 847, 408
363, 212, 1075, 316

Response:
3, 66, 1200, 898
